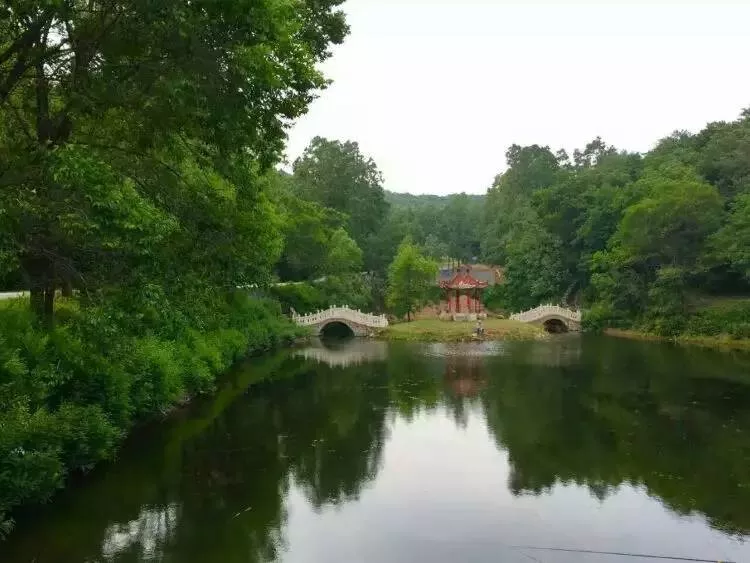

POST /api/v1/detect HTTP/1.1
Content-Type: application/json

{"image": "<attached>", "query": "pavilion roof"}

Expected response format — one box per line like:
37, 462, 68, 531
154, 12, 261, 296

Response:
439, 273, 489, 289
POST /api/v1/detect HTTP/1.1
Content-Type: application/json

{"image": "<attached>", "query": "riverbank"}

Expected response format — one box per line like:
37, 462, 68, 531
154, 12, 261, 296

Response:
379, 318, 545, 342
605, 328, 750, 351
0, 293, 302, 538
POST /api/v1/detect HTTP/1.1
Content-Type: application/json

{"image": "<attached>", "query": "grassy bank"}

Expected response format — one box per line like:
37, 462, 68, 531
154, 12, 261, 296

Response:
605, 328, 750, 351
0, 293, 302, 538
596, 297, 750, 352
379, 318, 545, 342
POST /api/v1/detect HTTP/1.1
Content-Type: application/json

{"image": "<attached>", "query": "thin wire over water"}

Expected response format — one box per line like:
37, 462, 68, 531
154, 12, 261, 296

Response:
509, 545, 736, 563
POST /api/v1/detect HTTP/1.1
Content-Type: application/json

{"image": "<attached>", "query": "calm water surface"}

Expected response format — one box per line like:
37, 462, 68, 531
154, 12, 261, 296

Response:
4, 336, 750, 563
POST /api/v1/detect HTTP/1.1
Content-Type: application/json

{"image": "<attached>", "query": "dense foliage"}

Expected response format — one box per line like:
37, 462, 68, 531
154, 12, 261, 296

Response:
278, 109, 750, 333
386, 240, 437, 321
291, 137, 388, 271
276, 138, 486, 313
0, 294, 302, 536
0, 0, 347, 535
383, 191, 484, 265
0, 0, 348, 320
479, 112, 750, 335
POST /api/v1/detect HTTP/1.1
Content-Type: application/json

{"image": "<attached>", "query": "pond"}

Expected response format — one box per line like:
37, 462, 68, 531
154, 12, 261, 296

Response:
4, 336, 750, 563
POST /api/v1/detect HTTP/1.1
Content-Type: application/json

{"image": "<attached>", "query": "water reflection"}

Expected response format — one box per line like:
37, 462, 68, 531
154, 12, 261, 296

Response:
101, 505, 179, 560
293, 338, 388, 367
4, 338, 750, 562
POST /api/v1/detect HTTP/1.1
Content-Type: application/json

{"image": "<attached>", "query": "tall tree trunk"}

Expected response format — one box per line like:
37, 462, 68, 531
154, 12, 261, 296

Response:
29, 282, 55, 325
62, 279, 73, 297
43, 283, 55, 322
30, 286, 44, 319
25, 256, 55, 325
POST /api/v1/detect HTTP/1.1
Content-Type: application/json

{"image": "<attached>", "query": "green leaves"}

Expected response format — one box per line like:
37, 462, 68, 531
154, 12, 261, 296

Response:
386, 239, 437, 321
501, 210, 566, 311
480, 109, 750, 331
615, 163, 722, 268
709, 194, 750, 281
326, 228, 363, 276
292, 137, 388, 269
0, 0, 349, 319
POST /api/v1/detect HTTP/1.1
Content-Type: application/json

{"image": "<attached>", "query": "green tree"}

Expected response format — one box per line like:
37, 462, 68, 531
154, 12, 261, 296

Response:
616, 163, 722, 268
695, 109, 750, 200
325, 228, 363, 275
386, 240, 437, 321
0, 0, 348, 321
590, 163, 723, 327
475, 110, 750, 331
272, 172, 347, 281
501, 208, 566, 310
481, 144, 559, 265
709, 193, 750, 282
292, 137, 388, 269
531, 150, 643, 300
443, 193, 481, 263
0, 1, 349, 528
421, 234, 449, 260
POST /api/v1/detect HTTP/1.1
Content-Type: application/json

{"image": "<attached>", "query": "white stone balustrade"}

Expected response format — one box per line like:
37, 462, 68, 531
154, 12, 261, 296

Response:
292, 305, 389, 329
510, 304, 581, 323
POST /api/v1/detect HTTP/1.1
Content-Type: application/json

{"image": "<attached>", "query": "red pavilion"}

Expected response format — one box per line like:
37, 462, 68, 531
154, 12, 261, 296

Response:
438, 266, 488, 319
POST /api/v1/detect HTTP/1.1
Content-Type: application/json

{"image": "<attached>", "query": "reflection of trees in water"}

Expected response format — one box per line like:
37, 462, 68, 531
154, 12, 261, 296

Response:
499, 336, 583, 367
6, 340, 750, 562
164, 386, 292, 563
101, 504, 180, 560
133, 358, 391, 560
269, 362, 389, 508
481, 337, 750, 535
133, 357, 389, 560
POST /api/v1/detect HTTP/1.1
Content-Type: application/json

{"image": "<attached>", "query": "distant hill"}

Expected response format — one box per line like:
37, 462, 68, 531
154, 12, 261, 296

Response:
385, 191, 485, 208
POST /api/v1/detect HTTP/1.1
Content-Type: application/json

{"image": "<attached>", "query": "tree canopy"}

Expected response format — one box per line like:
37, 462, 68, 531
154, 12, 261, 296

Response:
386, 239, 437, 321
477, 108, 750, 333
0, 0, 348, 319
291, 137, 388, 270
0, 0, 350, 534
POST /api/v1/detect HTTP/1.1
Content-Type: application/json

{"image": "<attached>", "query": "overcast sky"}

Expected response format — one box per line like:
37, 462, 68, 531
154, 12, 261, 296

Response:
284, 0, 750, 195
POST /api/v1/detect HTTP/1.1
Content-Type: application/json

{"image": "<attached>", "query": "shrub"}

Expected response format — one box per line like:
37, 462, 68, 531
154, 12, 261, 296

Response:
582, 303, 621, 332
269, 282, 325, 314
483, 285, 508, 313
685, 301, 750, 339
0, 291, 297, 534
0, 403, 118, 537
269, 275, 376, 315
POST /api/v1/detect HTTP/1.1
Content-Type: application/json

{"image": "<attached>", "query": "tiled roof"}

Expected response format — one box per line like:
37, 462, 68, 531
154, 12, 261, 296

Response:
436, 264, 503, 286
439, 273, 489, 289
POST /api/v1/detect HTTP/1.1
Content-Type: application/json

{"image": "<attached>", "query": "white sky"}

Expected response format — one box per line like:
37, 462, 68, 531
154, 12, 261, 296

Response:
284, 0, 750, 195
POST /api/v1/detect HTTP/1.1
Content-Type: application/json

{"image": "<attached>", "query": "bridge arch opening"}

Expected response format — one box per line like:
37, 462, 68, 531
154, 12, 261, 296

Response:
320, 321, 355, 340
543, 318, 568, 334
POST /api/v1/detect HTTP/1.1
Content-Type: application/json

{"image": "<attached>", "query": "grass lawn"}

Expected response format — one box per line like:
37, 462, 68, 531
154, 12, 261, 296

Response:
379, 318, 546, 342
0, 297, 25, 310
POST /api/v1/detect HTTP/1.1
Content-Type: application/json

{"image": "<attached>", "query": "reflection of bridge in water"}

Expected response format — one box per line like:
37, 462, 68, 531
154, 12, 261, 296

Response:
293, 340, 389, 368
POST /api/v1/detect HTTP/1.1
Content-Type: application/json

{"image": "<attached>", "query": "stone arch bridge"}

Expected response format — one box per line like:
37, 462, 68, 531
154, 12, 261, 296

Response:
292, 306, 388, 337
510, 304, 582, 332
